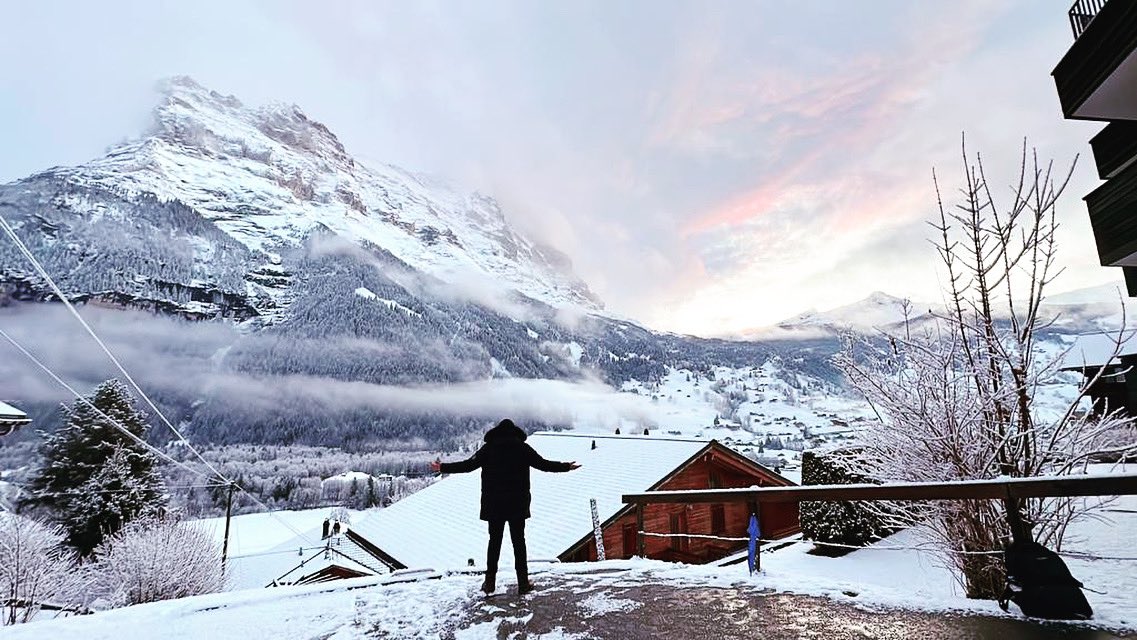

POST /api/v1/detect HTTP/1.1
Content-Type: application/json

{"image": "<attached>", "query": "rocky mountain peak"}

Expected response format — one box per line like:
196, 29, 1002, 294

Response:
146, 76, 354, 172
3, 77, 603, 316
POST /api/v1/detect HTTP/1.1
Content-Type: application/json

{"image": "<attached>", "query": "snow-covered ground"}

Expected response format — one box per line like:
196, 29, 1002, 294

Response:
8, 513, 1134, 638
601, 363, 874, 448
11, 476, 1133, 638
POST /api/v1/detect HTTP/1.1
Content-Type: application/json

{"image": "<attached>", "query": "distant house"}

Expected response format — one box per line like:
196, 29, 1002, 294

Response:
0, 401, 30, 437
268, 534, 390, 587
225, 513, 396, 590
348, 432, 799, 570
1059, 332, 1137, 417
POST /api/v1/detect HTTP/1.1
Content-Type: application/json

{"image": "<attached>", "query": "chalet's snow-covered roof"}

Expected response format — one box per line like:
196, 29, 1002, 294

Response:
0, 401, 29, 421
349, 432, 712, 570
1060, 332, 1137, 369
226, 525, 389, 591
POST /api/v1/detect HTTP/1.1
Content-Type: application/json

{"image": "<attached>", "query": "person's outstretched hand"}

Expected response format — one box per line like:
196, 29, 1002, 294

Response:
429, 458, 441, 473
567, 462, 581, 470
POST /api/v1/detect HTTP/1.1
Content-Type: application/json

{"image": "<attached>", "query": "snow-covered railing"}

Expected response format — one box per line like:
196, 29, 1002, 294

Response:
623, 474, 1137, 558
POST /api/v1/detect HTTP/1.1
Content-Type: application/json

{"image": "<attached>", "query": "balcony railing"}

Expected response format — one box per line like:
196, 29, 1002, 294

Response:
1070, 0, 1107, 39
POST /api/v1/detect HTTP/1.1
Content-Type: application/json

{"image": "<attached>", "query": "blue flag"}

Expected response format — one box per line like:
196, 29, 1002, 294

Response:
747, 513, 761, 575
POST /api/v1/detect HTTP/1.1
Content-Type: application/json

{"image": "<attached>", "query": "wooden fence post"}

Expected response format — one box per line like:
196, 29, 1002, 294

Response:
590, 498, 606, 561
636, 503, 645, 558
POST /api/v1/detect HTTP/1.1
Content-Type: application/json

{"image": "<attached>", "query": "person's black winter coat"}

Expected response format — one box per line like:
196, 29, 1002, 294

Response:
440, 420, 572, 521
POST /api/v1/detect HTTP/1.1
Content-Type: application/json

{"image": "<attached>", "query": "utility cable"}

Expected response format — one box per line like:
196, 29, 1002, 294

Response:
2, 215, 317, 546
0, 326, 214, 481
0, 214, 227, 482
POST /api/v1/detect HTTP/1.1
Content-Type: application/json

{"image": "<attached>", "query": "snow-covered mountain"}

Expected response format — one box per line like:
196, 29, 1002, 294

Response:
771, 291, 938, 334
0, 76, 600, 319
0, 78, 815, 449
760, 283, 1126, 338
0, 78, 1119, 455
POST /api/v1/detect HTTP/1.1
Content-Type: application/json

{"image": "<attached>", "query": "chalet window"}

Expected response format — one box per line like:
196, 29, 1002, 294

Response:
711, 505, 726, 535
709, 471, 721, 489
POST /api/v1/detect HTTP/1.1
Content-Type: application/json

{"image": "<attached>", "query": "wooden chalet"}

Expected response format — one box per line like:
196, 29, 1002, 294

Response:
348, 432, 800, 571
1060, 332, 1137, 417
561, 440, 796, 563
225, 514, 396, 590
1052, 0, 1137, 291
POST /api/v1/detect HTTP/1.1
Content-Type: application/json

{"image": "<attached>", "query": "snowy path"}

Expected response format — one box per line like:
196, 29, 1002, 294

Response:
456, 574, 1130, 640
4, 562, 1133, 639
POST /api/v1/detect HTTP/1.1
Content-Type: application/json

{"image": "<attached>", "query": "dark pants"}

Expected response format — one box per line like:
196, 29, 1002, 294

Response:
485, 519, 527, 588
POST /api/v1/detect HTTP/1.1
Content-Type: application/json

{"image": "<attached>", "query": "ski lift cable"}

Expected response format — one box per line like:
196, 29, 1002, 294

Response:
0, 214, 227, 483
0, 326, 214, 482
1, 217, 316, 547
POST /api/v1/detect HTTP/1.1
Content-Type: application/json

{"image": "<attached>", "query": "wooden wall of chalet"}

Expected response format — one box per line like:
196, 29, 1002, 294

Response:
563, 445, 799, 564
1093, 354, 1137, 417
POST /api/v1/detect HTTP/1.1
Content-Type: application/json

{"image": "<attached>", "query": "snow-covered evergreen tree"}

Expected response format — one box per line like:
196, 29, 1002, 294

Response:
23, 380, 168, 555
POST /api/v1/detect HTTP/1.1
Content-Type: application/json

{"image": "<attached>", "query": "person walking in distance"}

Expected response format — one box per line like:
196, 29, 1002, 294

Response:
430, 419, 580, 595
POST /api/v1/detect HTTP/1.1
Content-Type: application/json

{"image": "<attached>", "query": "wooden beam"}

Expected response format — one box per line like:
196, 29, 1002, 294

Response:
623, 474, 1137, 505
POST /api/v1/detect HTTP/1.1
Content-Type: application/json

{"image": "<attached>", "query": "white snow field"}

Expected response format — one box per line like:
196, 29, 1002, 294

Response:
6, 488, 1134, 638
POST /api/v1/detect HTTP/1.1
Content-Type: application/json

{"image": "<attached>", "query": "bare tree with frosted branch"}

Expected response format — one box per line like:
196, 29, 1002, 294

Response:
835, 138, 1137, 599
91, 514, 225, 607
0, 513, 88, 625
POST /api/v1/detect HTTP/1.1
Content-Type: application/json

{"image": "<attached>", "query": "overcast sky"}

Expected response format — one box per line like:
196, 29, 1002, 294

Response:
0, 0, 1117, 336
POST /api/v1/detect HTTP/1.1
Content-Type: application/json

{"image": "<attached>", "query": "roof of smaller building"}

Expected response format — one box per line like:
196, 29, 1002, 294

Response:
349, 432, 767, 571
1059, 332, 1137, 370
0, 401, 29, 422
225, 524, 389, 591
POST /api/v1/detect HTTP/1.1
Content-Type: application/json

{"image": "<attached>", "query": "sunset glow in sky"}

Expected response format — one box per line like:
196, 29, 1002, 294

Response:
0, 0, 1118, 336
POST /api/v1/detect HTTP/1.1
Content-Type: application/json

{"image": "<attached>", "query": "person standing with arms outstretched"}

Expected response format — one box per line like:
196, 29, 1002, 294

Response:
430, 419, 580, 595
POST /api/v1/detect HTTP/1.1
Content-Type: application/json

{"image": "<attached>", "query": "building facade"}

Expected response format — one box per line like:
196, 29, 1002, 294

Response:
1053, 0, 1137, 290
561, 441, 798, 563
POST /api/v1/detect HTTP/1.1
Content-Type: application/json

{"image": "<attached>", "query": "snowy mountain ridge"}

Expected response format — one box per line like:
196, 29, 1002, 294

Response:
7, 76, 600, 317
760, 282, 1127, 338
772, 291, 933, 334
